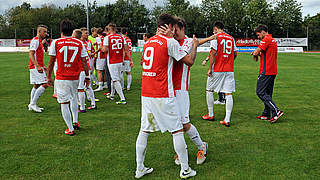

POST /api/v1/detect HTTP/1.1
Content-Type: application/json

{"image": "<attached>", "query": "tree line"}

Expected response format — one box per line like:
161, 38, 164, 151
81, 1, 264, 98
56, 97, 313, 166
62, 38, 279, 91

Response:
0, 0, 319, 49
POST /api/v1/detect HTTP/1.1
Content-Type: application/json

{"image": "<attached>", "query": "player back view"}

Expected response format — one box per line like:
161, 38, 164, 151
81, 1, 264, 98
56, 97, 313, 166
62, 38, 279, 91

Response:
202, 21, 237, 127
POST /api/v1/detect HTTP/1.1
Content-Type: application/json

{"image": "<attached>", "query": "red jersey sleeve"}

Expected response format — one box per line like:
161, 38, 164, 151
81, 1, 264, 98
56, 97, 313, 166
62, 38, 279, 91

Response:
258, 38, 269, 51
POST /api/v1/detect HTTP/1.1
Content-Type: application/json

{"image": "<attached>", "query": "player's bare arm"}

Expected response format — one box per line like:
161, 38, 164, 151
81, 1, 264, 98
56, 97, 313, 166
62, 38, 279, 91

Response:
29, 50, 43, 73
199, 34, 217, 45
47, 56, 56, 87
181, 35, 199, 66
124, 44, 133, 67
101, 45, 108, 54
81, 57, 90, 88
207, 49, 217, 76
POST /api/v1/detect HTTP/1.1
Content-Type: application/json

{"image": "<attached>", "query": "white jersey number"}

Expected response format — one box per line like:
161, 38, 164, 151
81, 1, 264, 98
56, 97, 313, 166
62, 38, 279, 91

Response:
59, 46, 79, 63
220, 39, 233, 55
143, 47, 154, 70
111, 39, 123, 50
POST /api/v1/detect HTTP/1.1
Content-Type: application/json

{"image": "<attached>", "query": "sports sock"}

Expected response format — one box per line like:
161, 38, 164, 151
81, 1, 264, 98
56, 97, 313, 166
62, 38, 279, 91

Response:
206, 91, 214, 116
120, 73, 124, 88
127, 74, 132, 89
136, 131, 149, 171
88, 87, 96, 106
70, 97, 78, 123
53, 80, 57, 95
111, 81, 115, 97
173, 132, 189, 171
98, 82, 103, 89
30, 87, 36, 104
31, 86, 45, 105
78, 91, 85, 110
103, 81, 107, 88
225, 95, 233, 123
114, 81, 125, 100
186, 124, 204, 151
61, 103, 74, 131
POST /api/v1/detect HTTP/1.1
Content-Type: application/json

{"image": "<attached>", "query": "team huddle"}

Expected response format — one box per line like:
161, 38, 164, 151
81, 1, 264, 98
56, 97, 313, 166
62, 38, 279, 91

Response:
27, 13, 284, 179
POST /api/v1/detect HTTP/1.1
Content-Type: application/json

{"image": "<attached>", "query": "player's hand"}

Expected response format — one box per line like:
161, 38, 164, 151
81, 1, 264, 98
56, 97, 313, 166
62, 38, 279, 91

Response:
36, 65, 43, 73
47, 77, 53, 87
202, 60, 207, 66
252, 55, 258, 62
192, 35, 199, 47
84, 78, 90, 88
207, 69, 212, 77
130, 61, 134, 67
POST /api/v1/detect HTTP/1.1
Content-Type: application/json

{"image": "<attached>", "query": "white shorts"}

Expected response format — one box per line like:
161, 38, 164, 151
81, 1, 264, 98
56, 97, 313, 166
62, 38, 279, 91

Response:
140, 96, 183, 133
30, 68, 47, 85
78, 71, 89, 89
108, 63, 123, 81
206, 72, 235, 93
175, 90, 190, 124
96, 58, 106, 70
122, 60, 131, 72
55, 79, 78, 103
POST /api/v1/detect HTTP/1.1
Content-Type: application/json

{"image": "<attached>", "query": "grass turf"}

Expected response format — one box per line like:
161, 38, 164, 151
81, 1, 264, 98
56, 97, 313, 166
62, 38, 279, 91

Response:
0, 52, 319, 179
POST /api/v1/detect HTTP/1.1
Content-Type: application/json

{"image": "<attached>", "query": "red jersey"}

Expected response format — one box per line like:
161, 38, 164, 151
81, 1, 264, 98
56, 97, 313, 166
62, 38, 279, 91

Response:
173, 37, 193, 91
123, 35, 132, 61
210, 32, 236, 72
141, 35, 187, 98
103, 33, 127, 64
49, 37, 88, 80
96, 35, 106, 59
258, 34, 278, 75
28, 37, 44, 69
80, 40, 92, 71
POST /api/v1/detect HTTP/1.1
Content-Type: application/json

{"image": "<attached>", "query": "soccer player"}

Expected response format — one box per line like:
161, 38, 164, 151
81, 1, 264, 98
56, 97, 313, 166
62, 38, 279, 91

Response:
171, 17, 209, 165
78, 27, 97, 111
202, 21, 237, 127
135, 13, 199, 179
202, 50, 226, 105
102, 23, 130, 104
120, 28, 134, 90
47, 20, 90, 136
28, 24, 49, 113
94, 28, 108, 91
251, 25, 284, 123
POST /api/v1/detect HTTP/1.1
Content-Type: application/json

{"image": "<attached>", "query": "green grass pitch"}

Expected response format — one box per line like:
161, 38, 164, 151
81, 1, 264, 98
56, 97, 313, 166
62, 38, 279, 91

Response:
0, 52, 319, 179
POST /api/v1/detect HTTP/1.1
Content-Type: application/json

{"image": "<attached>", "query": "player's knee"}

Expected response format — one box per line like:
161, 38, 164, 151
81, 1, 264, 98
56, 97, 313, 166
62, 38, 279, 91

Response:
78, 89, 84, 92
183, 123, 191, 131
126, 72, 131, 75
225, 93, 232, 96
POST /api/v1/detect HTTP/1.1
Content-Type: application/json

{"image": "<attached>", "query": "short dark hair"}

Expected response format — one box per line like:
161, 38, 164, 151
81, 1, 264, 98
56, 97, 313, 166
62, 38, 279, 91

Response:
214, 21, 224, 30
157, 13, 177, 28
80, 27, 88, 32
97, 27, 103, 34
121, 28, 127, 35
176, 17, 186, 29
255, 25, 268, 33
37, 24, 48, 29
60, 20, 74, 36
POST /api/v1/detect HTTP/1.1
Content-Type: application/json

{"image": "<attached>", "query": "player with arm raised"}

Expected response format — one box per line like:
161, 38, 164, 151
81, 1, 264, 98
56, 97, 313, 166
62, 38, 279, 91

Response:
102, 23, 130, 104
135, 13, 199, 179
47, 20, 90, 136
28, 25, 49, 113
202, 21, 237, 127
